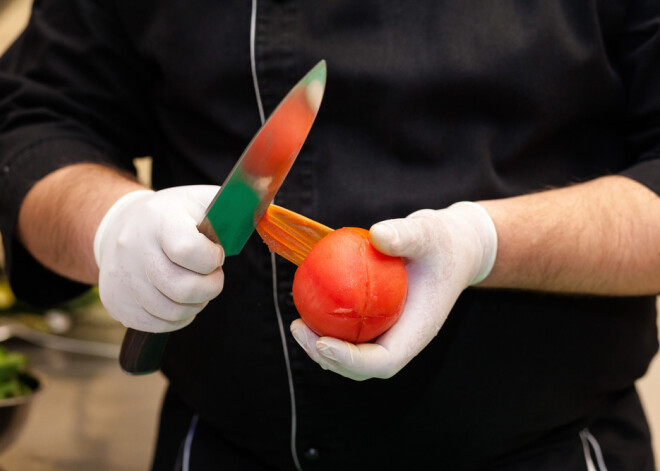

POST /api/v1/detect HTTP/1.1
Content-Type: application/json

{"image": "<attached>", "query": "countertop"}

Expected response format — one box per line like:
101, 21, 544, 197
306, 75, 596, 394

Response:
0, 303, 167, 471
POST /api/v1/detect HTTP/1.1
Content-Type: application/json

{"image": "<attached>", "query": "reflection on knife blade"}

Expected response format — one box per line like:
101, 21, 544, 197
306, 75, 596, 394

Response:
198, 60, 327, 256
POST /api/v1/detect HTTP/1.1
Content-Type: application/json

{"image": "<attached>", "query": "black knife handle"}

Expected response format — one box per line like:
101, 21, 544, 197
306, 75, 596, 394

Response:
119, 329, 170, 375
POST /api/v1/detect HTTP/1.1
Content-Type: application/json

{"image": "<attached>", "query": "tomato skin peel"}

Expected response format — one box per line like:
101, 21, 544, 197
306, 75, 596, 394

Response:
292, 227, 408, 343
256, 204, 332, 266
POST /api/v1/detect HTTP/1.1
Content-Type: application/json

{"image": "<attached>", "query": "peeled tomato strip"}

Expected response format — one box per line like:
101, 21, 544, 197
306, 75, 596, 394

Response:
256, 204, 334, 266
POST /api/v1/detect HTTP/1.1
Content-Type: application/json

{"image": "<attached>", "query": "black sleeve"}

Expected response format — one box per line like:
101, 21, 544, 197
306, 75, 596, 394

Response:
0, 0, 151, 305
615, 0, 660, 191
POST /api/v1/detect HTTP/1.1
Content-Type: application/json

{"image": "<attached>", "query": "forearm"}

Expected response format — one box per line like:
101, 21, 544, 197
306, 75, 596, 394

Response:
16, 163, 147, 284
478, 175, 660, 295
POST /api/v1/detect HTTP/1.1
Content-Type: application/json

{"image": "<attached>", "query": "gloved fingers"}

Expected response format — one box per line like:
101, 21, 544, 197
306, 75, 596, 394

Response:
150, 185, 220, 223
94, 185, 225, 333
316, 301, 447, 382
99, 285, 196, 333
375, 283, 445, 355
177, 185, 221, 221
153, 185, 224, 274
369, 210, 442, 260
121, 306, 195, 333
132, 281, 208, 324
376, 253, 462, 353
291, 319, 399, 381
290, 320, 331, 369
315, 337, 398, 381
159, 215, 225, 274
146, 257, 225, 304
94, 190, 154, 267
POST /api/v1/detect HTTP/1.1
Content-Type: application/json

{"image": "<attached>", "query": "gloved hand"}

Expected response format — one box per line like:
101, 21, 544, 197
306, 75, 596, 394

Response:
290, 201, 497, 381
94, 185, 225, 332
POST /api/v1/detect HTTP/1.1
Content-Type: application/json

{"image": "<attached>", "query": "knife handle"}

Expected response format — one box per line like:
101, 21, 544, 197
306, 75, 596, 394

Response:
119, 329, 170, 375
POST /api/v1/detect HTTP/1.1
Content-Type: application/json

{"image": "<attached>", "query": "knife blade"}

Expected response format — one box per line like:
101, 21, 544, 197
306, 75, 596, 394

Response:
120, 60, 327, 374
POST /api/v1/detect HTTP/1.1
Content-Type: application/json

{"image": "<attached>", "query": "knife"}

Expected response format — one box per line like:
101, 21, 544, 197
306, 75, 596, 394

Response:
119, 60, 327, 375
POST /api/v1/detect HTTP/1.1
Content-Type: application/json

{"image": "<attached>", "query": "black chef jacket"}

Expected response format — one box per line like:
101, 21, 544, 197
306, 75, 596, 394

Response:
1, 1, 659, 470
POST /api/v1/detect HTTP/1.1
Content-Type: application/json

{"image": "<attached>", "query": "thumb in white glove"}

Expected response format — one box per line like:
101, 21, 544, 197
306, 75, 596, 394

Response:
290, 202, 497, 381
94, 185, 225, 332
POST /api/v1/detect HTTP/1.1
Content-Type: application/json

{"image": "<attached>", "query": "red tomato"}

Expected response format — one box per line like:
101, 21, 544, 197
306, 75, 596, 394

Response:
292, 227, 408, 343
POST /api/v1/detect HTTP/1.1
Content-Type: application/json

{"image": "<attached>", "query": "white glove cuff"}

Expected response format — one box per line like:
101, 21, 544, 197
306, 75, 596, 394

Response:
447, 201, 498, 285
93, 189, 154, 268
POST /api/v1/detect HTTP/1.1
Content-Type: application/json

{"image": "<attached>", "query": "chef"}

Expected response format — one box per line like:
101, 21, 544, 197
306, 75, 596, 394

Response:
1, 1, 658, 470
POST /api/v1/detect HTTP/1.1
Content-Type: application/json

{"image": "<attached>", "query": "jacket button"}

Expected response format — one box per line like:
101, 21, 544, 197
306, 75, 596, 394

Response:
304, 447, 319, 461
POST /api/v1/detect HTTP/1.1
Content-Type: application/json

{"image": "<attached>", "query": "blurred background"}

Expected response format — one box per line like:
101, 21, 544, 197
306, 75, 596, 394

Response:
0, 0, 659, 469
0, 2, 165, 470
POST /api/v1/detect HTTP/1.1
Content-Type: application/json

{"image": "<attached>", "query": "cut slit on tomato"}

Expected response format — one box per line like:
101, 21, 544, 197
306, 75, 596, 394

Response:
256, 205, 408, 343
292, 227, 408, 343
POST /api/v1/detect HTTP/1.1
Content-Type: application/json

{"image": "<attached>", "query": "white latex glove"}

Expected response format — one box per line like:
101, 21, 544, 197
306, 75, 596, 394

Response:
290, 201, 497, 381
94, 185, 225, 332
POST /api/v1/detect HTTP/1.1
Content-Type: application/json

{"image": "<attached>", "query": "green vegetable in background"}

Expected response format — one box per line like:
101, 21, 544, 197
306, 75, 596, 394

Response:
0, 346, 33, 399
